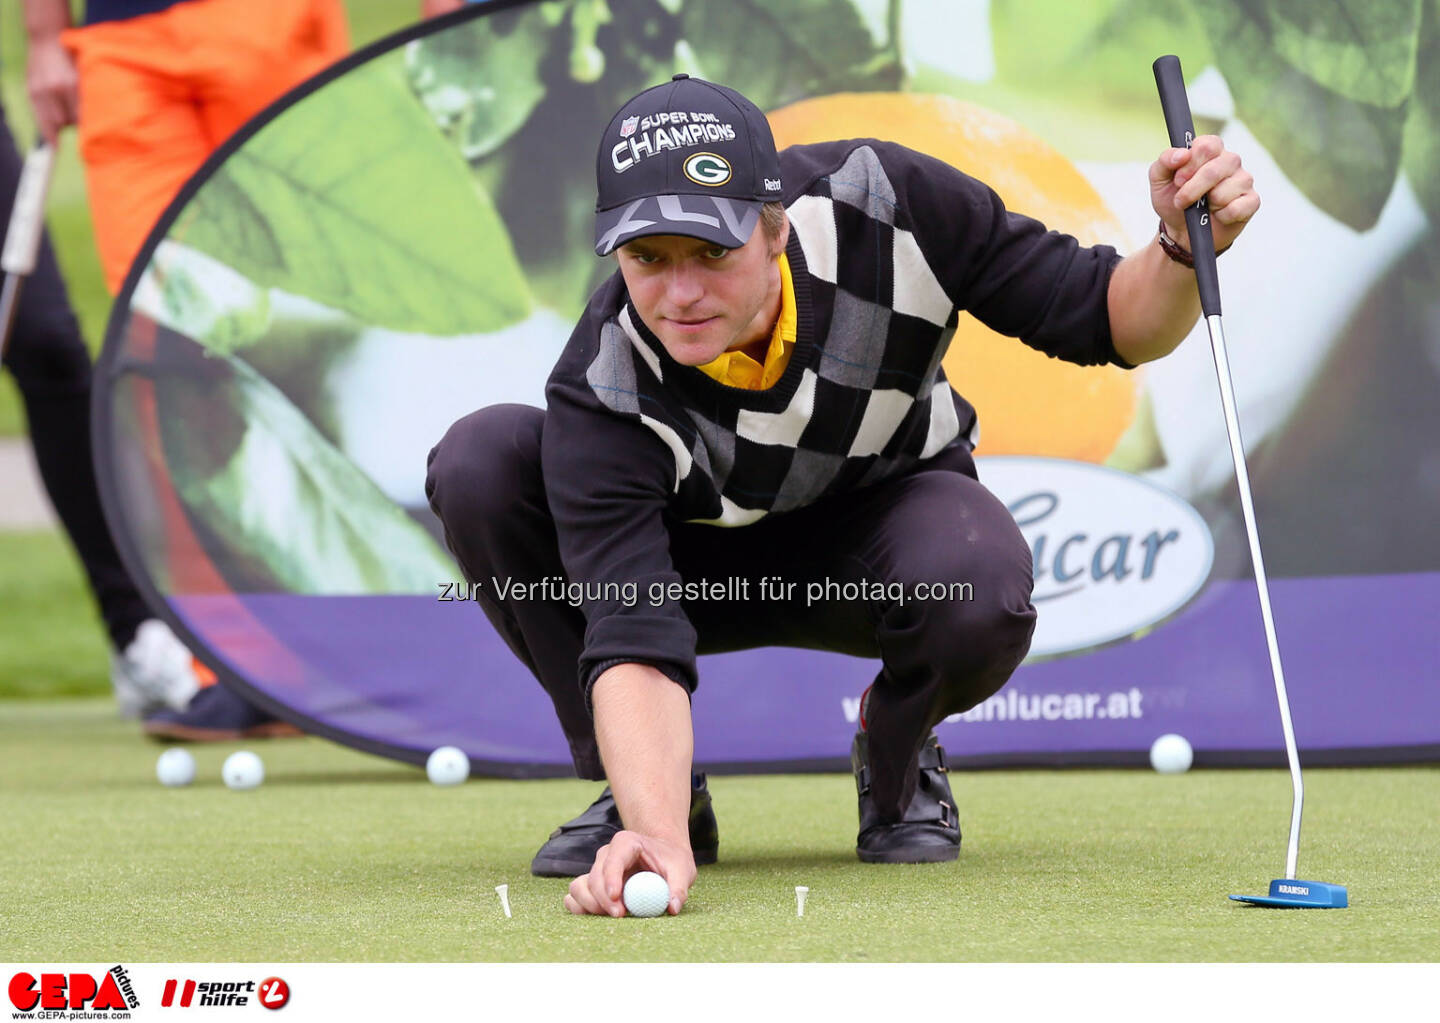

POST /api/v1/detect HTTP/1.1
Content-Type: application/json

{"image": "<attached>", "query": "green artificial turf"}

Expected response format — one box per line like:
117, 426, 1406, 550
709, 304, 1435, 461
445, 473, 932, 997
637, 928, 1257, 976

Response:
2, 700, 1436, 962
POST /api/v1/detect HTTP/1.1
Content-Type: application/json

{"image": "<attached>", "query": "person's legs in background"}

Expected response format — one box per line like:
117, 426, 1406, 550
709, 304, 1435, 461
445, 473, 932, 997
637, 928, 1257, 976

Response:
55, 0, 349, 737
63, 0, 350, 294
1, 102, 201, 718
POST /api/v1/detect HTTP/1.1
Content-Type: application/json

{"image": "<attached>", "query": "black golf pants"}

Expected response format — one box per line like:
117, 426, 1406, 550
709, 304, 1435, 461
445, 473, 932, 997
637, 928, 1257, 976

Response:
427, 403, 1036, 821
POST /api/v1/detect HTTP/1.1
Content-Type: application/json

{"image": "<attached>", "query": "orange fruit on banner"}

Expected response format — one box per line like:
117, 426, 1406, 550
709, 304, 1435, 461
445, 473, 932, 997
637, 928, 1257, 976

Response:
768, 93, 1138, 463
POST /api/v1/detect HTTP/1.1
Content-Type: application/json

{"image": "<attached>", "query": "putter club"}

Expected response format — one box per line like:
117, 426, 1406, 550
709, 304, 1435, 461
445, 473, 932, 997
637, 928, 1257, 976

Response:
1152, 55, 1347, 909
0, 142, 56, 361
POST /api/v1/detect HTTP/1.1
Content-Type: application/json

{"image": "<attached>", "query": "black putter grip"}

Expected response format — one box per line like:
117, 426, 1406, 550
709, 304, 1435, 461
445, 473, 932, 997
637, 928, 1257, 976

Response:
1152, 54, 1221, 316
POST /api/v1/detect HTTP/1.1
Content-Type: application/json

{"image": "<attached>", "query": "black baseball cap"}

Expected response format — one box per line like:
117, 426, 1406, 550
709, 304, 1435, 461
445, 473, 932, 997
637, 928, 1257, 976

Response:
594, 74, 783, 256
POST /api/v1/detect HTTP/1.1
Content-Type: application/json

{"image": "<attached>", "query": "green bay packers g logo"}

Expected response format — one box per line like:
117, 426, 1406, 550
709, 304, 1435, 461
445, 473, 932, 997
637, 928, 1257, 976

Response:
683, 152, 732, 187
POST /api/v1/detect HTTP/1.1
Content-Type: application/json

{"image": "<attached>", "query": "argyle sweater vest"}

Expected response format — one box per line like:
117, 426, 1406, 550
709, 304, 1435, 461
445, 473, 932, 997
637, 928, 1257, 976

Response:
543, 140, 1127, 696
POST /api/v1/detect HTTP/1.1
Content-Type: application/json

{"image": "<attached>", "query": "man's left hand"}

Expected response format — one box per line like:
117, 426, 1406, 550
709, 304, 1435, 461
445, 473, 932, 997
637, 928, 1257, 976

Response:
1149, 135, 1259, 256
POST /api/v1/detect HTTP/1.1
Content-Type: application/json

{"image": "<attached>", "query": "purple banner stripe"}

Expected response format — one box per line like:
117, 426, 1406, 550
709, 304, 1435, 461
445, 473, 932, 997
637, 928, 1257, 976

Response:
170, 572, 1440, 768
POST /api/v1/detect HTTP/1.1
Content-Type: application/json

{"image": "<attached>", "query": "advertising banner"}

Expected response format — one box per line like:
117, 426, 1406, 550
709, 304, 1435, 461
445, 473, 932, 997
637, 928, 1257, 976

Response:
95, 0, 1440, 770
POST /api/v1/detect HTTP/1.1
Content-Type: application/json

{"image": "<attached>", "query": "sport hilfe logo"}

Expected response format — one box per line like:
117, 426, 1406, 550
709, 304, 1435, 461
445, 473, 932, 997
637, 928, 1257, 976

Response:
8, 966, 140, 1012
160, 976, 289, 1010
161, 979, 252, 1008
258, 977, 289, 1010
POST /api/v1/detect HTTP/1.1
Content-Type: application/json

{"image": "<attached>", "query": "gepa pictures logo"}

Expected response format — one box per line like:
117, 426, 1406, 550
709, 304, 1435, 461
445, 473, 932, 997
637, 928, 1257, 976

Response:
8, 966, 139, 1013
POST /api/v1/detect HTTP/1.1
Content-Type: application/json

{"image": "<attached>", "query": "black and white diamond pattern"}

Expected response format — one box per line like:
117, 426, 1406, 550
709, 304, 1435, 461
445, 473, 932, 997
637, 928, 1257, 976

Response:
577, 139, 1120, 528
588, 144, 967, 526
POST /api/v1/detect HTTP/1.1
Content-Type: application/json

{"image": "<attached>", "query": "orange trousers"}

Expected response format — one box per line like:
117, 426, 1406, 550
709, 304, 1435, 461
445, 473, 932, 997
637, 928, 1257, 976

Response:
64, 0, 349, 294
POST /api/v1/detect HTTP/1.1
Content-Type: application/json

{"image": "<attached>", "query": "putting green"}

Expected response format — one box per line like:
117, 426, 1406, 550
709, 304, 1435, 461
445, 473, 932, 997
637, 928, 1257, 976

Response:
3, 700, 1436, 962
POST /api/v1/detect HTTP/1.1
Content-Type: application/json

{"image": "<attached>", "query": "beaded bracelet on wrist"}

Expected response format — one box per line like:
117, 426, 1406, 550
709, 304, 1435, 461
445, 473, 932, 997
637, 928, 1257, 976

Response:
1157, 218, 1232, 268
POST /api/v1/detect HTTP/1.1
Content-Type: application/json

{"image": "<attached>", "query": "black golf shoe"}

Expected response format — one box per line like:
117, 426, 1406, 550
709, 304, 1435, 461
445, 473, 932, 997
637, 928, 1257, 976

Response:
852, 731, 961, 863
529, 773, 719, 877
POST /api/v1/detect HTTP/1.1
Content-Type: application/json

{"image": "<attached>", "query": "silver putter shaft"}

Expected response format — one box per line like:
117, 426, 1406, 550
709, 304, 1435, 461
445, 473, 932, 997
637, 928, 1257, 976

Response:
1202, 312, 1303, 880
1153, 56, 1304, 881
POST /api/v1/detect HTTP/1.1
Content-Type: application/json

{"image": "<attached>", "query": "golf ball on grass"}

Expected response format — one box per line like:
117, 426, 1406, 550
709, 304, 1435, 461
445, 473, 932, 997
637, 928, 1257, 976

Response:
1150, 733, 1194, 774
426, 746, 470, 786
622, 871, 670, 918
155, 748, 195, 787
222, 751, 264, 790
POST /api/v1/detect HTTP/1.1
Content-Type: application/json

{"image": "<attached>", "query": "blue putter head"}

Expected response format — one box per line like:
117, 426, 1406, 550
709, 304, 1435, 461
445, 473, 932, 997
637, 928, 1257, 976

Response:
1229, 879, 1349, 909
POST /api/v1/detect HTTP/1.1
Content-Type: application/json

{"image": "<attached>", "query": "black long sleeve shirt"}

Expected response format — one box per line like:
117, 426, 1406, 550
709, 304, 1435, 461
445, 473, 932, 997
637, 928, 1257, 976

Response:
543, 139, 1126, 705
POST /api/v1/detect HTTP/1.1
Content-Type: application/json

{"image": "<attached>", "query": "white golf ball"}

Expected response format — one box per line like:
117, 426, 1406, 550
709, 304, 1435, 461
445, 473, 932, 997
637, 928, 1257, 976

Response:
426, 745, 470, 786
622, 871, 670, 918
1150, 733, 1194, 774
222, 750, 264, 790
155, 748, 195, 787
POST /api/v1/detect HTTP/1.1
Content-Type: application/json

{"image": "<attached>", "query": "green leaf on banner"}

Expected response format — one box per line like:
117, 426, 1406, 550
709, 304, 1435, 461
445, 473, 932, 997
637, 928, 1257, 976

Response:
913, 0, 1214, 161
677, 0, 899, 109
405, 5, 551, 160
161, 353, 454, 596
443, 0, 897, 317
175, 60, 530, 336
1403, 0, 1440, 226
1196, 0, 1410, 229
990, 0, 1212, 106
1263, 0, 1421, 107
400, 0, 892, 318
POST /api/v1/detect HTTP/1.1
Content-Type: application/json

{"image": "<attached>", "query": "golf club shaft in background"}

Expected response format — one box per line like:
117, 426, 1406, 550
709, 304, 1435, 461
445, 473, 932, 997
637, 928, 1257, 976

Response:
1153, 55, 1304, 881
0, 142, 57, 361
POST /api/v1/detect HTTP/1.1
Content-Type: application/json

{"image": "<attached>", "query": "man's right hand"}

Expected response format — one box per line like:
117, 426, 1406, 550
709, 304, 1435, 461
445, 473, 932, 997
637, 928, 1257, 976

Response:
26, 35, 79, 145
564, 829, 696, 917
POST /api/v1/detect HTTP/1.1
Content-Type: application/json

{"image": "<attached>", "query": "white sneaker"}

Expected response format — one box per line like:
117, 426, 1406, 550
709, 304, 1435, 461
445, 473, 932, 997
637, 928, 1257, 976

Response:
109, 653, 150, 719
115, 619, 202, 715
